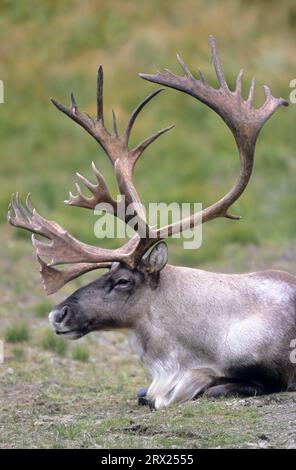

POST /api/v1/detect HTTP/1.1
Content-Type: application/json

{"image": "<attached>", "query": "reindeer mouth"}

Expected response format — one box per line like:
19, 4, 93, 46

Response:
56, 329, 85, 340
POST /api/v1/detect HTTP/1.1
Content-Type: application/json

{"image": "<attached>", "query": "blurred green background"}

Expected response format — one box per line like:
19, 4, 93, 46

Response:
1, 0, 296, 449
1, 0, 296, 267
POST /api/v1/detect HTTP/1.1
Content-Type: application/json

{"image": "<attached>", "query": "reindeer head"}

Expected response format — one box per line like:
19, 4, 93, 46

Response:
48, 242, 168, 339
8, 37, 287, 339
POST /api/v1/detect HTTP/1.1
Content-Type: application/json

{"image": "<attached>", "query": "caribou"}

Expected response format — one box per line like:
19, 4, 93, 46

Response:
8, 37, 295, 410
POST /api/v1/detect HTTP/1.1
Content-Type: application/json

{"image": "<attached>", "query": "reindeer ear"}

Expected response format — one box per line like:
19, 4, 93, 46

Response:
140, 242, 168, 274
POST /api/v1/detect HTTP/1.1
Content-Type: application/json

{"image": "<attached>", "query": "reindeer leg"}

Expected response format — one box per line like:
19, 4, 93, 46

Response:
204, 381, 265, 398
148, 367, 220, 409
137, 387, 149, 406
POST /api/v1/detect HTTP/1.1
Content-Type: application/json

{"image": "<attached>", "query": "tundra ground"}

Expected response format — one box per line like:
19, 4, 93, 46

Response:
1, 232, 296, 449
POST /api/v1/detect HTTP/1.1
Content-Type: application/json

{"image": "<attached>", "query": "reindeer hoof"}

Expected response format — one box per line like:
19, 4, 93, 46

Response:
137, 387, 149, 406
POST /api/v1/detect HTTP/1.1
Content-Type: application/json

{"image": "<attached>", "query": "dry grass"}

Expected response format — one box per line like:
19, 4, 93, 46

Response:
1, 233, 296, 448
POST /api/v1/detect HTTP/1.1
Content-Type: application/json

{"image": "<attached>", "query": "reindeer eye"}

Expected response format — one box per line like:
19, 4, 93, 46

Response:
114, 278, 132, 290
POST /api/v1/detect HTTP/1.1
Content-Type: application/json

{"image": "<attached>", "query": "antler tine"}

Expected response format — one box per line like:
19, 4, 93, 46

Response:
124, 88, 164, 143
247, 77, 255, 107
65, 161, 118, 212
140, 35, 289, 237
8, 193, 42, 234
176, 53, 194, 79
198, 69, 206, 84
51, 66, 112, 162
235, 68, 244, 96
97, 65, 104, 123
132, 124, 175, 163
123, 88, 174, 170
70, 92, 78, 113
112, 109, 118, 137
51, 96, 98, 138
208, 35, 228, 90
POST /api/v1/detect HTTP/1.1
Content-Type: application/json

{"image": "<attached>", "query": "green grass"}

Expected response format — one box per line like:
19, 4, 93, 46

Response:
12, 347, 26, 361
4, 323, 30, 343
1, 235, 296, 448
41, 330, 68, 356
34, 300, 52, 318
72, 346, 89, 362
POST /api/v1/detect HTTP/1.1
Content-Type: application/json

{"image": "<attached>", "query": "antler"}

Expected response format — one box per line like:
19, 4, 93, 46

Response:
140, 35, 288, 236
8, 193, 141, 265
8, 36, 288, 294
7, 193, 146, 293
37, 258, 110, 295
7, 68, 174, 292
52, 68, 174, 223
65, 161, 117, 211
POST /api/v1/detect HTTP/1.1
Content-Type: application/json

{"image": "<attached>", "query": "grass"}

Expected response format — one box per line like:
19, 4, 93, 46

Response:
12, 347, 26, 361
41, 330, 68, 356
34, 300, 53, 318
72, 346, 89, 362
4, 323, 30, 343
1, 235, 296, 448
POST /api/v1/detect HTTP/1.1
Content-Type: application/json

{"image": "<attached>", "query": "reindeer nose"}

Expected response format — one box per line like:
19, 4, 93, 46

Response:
55, 306, 69, 323
49, 306, 70, 326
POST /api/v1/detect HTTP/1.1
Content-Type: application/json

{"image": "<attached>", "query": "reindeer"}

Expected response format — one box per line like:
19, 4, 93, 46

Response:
8, 37, 294, 409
